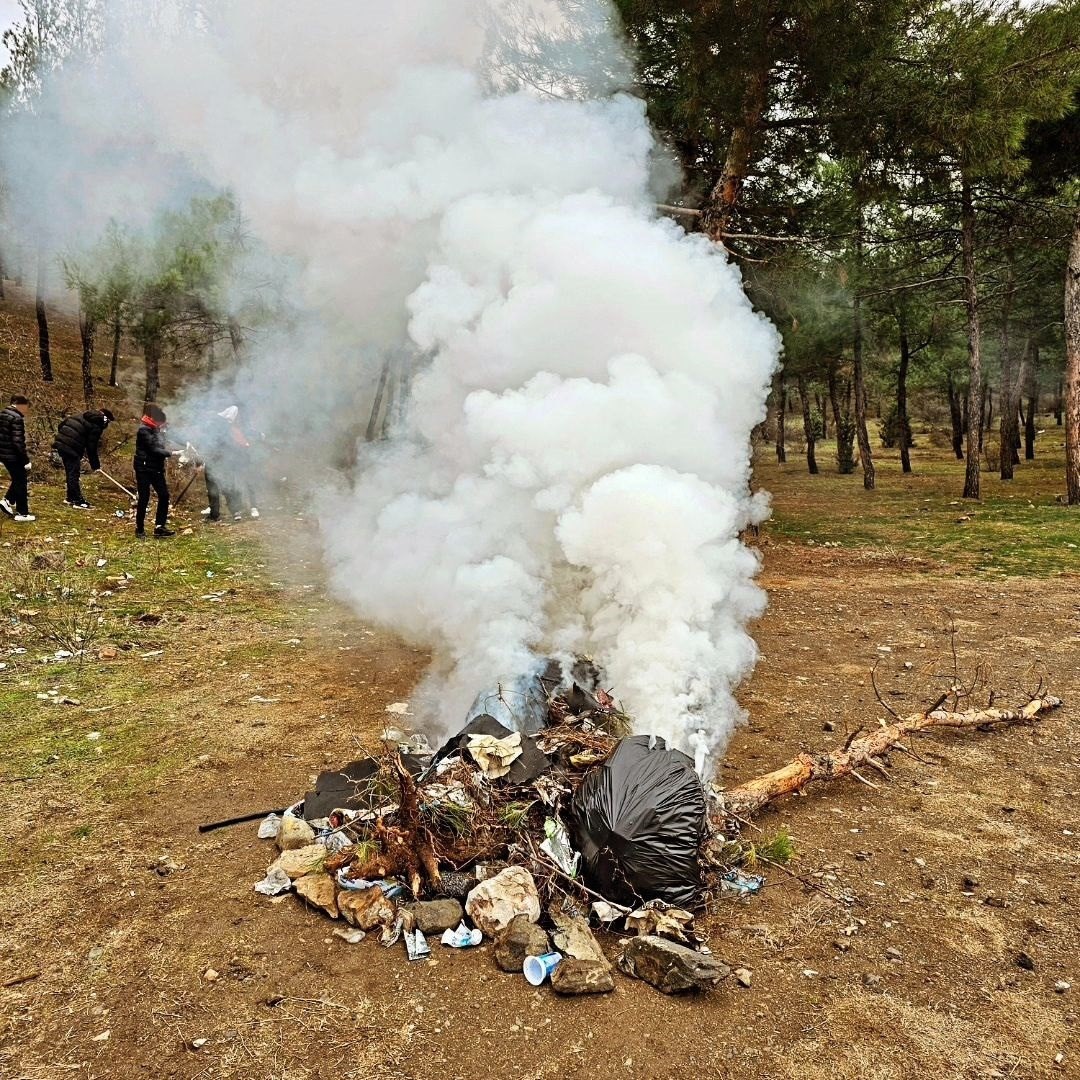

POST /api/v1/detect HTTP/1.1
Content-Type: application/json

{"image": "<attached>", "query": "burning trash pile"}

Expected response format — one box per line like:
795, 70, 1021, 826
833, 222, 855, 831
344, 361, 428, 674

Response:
250, 660, 760, 995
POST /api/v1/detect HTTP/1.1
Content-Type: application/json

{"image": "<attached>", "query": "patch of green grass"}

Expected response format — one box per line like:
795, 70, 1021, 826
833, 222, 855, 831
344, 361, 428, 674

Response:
758, 419, 1080, 576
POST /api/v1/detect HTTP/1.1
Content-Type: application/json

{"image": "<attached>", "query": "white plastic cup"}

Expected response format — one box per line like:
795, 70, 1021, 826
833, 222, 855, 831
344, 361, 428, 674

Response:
523, 951, 563, 986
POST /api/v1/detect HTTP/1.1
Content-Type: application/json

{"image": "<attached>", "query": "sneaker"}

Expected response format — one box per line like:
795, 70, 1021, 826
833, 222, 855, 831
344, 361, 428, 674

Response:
250, 507, 260, 519
135, 529, 146, 538
0, 498, 12, 517
200, 507, 212, 517
13, 513, 36, 522
233, 512, 244, 521
66, 501, 92, 510
153, 527, 176, 538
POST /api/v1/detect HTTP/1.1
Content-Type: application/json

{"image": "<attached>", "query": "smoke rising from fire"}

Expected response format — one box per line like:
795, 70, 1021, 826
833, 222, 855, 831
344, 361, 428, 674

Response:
2, 0, 778, 763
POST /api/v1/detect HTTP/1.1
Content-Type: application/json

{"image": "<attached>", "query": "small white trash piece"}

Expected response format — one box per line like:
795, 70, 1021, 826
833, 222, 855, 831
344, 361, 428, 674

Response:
523, 951, 562, 986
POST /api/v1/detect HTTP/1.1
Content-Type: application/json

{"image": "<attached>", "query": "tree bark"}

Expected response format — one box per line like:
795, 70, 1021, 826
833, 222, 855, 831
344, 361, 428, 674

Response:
228, 316, 243, 362
143, 333, 162, 404
701, 62, 769, 241
898, 331, 912, 474
1066, 210, 1080, 505
35, 252, 53, 383
816, 392, 828, 440
774, 368, 787, 464
853, 209, 874, 490
109, 316, 121, 387
797, 374, 818, 475
711, 692, 1061, 822
998, 266, 1020, 480
1023, 342, 1038, 460
960, 174, 982, 499
366, 354, 392, 442
79, 309, 96, 405
947, 372, 964, 460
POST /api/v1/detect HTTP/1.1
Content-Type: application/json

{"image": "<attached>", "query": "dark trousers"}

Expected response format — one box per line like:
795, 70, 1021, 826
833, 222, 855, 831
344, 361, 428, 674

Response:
135, 468, 169, 531
205, 467, 244, 519
60, 453, 84, 504
2, 459, 29, 515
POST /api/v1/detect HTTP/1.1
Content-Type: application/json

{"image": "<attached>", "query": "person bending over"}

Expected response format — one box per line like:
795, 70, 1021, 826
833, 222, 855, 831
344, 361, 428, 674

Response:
53, 408, 114, 509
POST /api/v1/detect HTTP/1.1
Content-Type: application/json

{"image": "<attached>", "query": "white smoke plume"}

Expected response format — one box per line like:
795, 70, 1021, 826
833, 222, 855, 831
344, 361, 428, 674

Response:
2, 0, 779, 763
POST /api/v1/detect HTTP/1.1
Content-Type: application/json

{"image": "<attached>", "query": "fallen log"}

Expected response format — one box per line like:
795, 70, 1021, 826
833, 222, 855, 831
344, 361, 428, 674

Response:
711, 692, 1062, 824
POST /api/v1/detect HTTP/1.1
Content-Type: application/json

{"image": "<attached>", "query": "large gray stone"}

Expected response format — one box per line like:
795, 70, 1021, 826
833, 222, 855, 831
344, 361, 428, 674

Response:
550, 958, 615, 995
406, 899, 464, 935
618, 935, 730, 994
494, 915, 551, 973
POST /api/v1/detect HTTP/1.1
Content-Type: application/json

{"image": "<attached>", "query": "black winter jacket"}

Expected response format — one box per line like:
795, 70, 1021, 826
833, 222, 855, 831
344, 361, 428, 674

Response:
53, 411, 108, 471
134, 423, 170, 473
0, 405, 28, 466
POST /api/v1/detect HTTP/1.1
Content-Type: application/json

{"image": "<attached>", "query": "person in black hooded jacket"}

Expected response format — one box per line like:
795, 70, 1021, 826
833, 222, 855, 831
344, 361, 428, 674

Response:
52, 409, 114, 508
0, 394, 33, 521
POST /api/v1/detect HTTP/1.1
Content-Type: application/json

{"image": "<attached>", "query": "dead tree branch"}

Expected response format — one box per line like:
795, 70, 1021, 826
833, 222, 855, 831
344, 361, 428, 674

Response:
711, 692, 1062, 823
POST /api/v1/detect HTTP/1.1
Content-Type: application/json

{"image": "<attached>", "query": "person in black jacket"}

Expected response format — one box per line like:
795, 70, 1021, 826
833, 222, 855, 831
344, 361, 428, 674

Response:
133, 404, 181, 538
52, 408, 114, 509
0, 394, 34, 522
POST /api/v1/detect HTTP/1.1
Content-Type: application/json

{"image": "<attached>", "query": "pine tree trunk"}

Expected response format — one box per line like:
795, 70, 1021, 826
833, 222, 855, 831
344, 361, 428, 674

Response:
898, 331, 912, 474
228, 316, 243, 362
109, 315, 122, 388
774, 369, 787, 464
852, 209, 874, 490
143, 333, 162, 404
815, 392, 828, 440
998, 268, 1019, 480
701, 63, 768, 241
79, 309, 96, 405
797, 374, 818, 475
1055, 380, 1064, 425
960, 175, 982, 500
1024, 341, 1039, 460
36, 253, 53, 383
947, 372, 964, 460
1065, 210, 1080, 505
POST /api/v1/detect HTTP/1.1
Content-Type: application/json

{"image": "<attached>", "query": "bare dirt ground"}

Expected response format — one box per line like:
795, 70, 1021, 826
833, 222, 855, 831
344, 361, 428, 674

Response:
2, 295, 1079, 1080
4, 535, 1077, 1080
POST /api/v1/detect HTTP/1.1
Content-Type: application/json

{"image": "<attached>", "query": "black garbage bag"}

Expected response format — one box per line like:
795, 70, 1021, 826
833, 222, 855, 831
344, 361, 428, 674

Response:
567, 735, 706, 908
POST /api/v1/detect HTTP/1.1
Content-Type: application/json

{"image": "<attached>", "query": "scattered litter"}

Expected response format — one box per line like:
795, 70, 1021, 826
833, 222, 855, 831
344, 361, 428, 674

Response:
624, 901, 702, 946
591, 900, 630, 923
405, 928, 431, 961
86, 732, 102, 742
540, 817, 580, 878
385, 702, 410, 715
523, 951, 562, 986
257, 813, 282, 839
441, 922, 482, 949
96, 559, 107, 568
333, 927, 366, 944
191, 1038, 208, 1050
720, 870, 765, 896
91, 1031, 111, 1042
465, 731, 523, 779
254, 867, 292, 896
247, 695, 280, 704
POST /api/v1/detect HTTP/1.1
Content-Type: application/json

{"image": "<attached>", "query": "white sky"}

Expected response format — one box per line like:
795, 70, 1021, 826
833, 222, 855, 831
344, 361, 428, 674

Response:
0, 1, 17, 37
